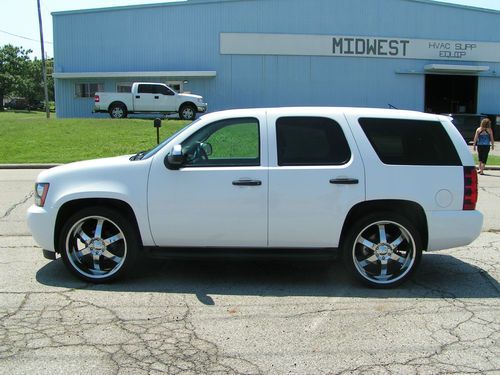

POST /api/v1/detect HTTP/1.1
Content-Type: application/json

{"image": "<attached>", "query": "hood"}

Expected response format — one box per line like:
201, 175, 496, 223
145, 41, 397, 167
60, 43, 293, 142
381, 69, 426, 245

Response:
36, 155, 136, 183
178, 92, 203, 100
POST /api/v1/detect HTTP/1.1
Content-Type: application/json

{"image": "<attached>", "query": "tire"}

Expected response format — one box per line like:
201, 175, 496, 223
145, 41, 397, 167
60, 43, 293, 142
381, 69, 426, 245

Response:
109, 103, 128, 119
58, 206, 139, 283
342, 212, 422, 288
179, 104, 196, 121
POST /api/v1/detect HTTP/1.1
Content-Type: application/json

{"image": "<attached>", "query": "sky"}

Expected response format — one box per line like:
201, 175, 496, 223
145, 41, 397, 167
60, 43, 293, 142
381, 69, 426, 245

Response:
1, 0, 499, 59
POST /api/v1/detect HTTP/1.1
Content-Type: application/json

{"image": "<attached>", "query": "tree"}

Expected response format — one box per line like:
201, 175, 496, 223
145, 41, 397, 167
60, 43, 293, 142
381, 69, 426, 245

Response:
16, 58, 54, 108
0, 44, 32, 111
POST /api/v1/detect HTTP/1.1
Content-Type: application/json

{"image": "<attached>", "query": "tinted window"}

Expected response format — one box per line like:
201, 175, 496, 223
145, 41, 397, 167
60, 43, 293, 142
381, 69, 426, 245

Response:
137, 84, 172, 94
358, 118, 461, 166
276, 117, 351, 166
182, 118, 260, 167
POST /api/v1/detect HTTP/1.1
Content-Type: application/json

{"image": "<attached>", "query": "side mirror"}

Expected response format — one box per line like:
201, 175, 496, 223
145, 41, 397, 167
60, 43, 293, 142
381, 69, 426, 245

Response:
165, 144, 184, 170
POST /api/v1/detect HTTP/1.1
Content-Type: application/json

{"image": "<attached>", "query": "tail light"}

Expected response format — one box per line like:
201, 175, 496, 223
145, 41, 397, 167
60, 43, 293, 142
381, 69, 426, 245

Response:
463, 166, 478, 210
94, 95, 100, 103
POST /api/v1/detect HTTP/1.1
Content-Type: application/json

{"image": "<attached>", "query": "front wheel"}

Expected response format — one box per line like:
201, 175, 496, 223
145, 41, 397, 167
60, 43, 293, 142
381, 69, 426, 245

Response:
179, 104, 196, 121
342, 213, 422, 288
59, 207, 139, 283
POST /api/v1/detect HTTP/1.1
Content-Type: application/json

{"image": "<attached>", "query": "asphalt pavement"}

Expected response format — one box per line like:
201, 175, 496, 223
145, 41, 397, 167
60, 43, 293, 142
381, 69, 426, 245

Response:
0, 169, 498, 374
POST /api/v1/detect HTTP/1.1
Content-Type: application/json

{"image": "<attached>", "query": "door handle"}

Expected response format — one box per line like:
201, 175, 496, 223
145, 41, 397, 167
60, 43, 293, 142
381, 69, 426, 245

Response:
330, 178, 359, 185
232, 179, 262, 186
154, 96, 159, 99
135, 95, 140, 99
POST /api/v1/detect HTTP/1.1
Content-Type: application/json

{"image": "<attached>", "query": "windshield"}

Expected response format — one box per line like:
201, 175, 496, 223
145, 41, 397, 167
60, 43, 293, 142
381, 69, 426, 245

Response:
138, 118, 202, 160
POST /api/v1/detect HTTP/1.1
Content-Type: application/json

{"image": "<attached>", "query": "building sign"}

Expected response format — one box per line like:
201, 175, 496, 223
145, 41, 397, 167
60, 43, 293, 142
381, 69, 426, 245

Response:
220, 33, 500, 63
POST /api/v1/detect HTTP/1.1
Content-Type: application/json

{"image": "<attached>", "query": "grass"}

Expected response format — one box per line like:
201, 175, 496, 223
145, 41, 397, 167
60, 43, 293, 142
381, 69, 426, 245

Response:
473, 154, 500, 166
0, 111, 188, 163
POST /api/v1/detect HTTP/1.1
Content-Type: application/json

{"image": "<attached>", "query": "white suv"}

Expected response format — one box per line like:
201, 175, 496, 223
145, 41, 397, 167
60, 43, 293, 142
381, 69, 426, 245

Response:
27, 107, 483, 287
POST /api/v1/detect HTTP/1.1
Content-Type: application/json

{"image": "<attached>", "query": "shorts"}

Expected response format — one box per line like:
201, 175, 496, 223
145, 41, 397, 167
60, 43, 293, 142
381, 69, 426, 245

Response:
477, 145, 490, 164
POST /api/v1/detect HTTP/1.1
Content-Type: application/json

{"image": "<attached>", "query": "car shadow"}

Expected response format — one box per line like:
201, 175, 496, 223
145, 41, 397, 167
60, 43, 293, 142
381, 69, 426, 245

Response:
36, 253, 499, 302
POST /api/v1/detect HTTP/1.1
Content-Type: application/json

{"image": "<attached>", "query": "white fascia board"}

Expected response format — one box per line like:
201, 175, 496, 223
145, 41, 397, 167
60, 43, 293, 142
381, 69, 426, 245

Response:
52, 71, 217, 79
424, 64, 490, 73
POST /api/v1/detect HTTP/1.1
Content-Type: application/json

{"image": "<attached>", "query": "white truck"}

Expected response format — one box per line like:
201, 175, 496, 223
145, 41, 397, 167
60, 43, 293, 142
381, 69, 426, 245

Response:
93, 82, 207, 120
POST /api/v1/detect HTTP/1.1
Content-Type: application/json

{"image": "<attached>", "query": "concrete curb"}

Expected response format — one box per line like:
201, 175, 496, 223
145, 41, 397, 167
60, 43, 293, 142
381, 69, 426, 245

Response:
0, 164, 61, 169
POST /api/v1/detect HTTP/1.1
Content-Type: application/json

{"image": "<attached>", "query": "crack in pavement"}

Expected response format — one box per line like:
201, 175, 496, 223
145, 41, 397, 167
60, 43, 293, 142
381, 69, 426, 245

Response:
0, 290, 263, 374
1, 192, 34, 219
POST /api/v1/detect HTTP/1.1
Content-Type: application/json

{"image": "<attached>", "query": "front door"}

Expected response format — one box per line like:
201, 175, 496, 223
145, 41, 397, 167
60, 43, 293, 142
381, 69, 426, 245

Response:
134, 83, 176, 112
147, 115, 268, 247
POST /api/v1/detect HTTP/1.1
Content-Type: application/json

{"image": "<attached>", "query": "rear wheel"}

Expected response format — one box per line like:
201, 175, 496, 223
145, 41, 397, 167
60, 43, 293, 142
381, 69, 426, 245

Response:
109, 103, 128, 119
59, 207, 139, 283
342, 213, 422, 288
179, 104, 196, 121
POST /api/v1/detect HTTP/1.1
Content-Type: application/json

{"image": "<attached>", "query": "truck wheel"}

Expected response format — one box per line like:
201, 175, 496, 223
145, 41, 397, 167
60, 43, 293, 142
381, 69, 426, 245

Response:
342, 213, 422, 288
109, 103, 128, 119
59, 206, 139, 283
179, 104, 196, 121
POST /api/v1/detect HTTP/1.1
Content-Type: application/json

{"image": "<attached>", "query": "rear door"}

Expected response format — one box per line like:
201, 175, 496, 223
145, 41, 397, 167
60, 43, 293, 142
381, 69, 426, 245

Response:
267, 112, 366, 248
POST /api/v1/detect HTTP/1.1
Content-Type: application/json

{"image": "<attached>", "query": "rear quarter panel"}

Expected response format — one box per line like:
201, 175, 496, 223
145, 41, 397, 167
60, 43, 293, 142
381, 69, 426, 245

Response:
344, 110, 466, 212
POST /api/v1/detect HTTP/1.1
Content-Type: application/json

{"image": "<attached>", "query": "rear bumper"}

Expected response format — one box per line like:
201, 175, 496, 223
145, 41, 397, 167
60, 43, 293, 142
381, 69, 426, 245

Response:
427, 210, 483, 251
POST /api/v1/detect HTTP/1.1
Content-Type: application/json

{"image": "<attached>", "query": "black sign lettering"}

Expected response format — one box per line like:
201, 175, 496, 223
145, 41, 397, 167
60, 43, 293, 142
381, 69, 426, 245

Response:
331, 37, 409, 57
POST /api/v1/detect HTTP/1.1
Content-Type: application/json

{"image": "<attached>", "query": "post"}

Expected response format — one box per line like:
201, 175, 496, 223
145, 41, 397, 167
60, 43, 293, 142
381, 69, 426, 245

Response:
154, 118, 162, 144
37, 0, 50, 119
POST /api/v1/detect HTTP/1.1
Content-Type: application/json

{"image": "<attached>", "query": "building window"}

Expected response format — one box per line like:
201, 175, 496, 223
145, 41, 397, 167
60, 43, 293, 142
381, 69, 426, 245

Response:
116, 83, 132, 93
75, 83, 104, 98
166, 81, 183, 92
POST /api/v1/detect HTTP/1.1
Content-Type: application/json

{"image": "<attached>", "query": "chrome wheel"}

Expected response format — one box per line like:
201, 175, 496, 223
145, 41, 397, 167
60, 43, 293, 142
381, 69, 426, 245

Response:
352, 220, 417, 286
65, 215, 127, 280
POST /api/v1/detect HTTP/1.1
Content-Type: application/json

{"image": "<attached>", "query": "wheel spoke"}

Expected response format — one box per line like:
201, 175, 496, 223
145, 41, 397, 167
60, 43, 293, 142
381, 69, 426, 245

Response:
357, 236, 377, 250
358, 254, 378, 268
375, 261, 390, 281
75, 246, 91, 259
390, 235, 404, 248
391, 252, 407, 265
104, 233, 123, 246
94, 219, 104, 238
378, 224, 387, 243
92, 254, 101, 271
77, 228, 92, 243
102, 250, 122, 264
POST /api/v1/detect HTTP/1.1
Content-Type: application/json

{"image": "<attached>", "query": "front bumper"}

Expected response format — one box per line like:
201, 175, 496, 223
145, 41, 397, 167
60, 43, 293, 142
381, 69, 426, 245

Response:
197, 103, 208, 113
27, 204, 56, 253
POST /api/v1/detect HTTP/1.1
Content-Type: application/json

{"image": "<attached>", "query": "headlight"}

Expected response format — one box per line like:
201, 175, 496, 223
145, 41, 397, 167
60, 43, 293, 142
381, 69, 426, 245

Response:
197, 97, 204, 104
34, 183, 50, 207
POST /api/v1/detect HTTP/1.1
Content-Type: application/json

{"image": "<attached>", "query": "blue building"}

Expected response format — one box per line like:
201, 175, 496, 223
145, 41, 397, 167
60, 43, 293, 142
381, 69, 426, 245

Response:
52, 0, 500, 118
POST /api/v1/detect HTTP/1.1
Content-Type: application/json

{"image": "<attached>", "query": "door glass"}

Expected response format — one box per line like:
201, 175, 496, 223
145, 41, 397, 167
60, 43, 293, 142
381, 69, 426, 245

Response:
276, 117, 351, 166
182, 118, 260, 167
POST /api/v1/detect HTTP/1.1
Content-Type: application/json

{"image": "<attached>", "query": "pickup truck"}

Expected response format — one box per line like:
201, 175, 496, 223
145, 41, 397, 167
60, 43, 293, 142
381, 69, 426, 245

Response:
27, 107, 482, 287
93, 82, 207, 120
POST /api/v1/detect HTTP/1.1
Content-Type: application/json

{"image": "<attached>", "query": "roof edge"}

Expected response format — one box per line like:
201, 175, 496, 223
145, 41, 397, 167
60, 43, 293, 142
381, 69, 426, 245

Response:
51, 0, 499, 17
52, 71, 217, 79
